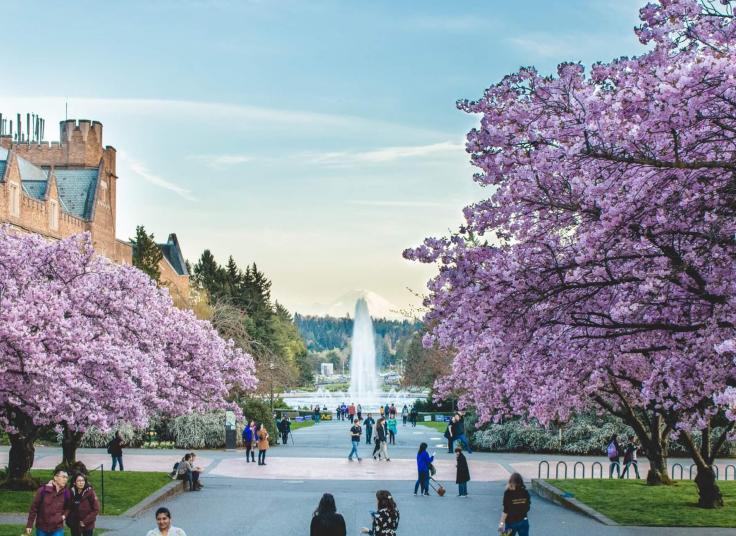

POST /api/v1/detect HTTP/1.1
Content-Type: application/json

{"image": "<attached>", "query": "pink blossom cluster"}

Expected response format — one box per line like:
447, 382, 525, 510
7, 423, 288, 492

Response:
406, 0, 736, 432
0, 228, 257, 434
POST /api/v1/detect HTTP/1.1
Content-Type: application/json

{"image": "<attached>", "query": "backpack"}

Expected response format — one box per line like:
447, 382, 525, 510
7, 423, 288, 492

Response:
607, 441, 618, 459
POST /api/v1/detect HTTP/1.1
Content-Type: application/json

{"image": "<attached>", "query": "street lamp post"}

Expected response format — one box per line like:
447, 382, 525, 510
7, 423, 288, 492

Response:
269, 361, 275, 413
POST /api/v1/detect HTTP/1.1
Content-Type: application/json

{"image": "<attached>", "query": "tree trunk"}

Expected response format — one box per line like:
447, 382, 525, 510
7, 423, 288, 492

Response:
2, 410, 40, 490
646, 447, 671, 485
694, 466, 723, 508
61, 425, 85, 469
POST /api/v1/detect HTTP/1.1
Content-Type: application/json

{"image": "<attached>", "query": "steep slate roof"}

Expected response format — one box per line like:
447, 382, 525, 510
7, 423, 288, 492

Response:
22, 181, 48, 199
0, 147, 99, 220
158, 234, 189, 276
53, 169, 98, 220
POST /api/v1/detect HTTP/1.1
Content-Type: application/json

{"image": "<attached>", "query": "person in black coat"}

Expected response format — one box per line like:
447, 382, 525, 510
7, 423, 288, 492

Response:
455, 447, 470, 496
310, 493, 346, 536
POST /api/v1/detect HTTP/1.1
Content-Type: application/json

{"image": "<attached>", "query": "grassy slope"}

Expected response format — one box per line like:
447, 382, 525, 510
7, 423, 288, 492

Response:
547, 479, 736, 527
290, 420, 316, 431
0, 470, 170, 515
419, 421, 449, 433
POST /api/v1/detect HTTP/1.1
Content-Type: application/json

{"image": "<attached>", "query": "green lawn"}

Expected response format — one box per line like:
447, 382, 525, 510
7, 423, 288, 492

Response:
0, 526, 106, 535
547, 479, 736, 527
0, 470, 170, 515
290, 420, 316, 431
419, 421, 450, 433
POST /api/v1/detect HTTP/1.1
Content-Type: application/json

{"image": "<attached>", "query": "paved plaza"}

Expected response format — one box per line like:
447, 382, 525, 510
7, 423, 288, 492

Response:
2, 419, 733, 534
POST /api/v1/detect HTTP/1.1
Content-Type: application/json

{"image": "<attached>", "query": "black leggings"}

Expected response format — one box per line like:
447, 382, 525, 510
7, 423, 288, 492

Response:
258, 449, 267, 464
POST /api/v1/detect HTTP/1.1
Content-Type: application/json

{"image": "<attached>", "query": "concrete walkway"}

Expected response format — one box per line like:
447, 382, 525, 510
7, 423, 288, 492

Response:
2, 420, 733, 535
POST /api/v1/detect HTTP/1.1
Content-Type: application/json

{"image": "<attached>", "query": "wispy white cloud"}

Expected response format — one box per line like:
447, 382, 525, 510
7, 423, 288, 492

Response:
125, 158, 194, 201
349, 200, 445, 208
189, 153, 253, 168
302, 141, 464, 166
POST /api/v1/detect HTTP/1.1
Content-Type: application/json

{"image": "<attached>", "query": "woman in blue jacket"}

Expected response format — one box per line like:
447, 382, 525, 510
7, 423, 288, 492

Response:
414, 442, 434, 496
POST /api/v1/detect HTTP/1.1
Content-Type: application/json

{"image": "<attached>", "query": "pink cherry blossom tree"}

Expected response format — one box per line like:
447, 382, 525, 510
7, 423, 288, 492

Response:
406, 0, 736, 508
0, 228, 256, 489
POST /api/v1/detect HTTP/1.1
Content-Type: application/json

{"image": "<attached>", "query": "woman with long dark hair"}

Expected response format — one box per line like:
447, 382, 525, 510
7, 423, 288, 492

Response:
66, 473, 100, 536
310, 493, 346, 536
413, 443, 434, 496
498, 473, 530, 536
361, 490, 399, 536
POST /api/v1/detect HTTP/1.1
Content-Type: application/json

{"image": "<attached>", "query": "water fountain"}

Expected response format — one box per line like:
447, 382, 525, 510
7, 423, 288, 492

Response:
348, 297, 378, 401
282, 298, 428, 411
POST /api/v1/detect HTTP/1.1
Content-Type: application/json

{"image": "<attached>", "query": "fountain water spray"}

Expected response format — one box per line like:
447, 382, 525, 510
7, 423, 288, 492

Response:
349, 297, 378, 402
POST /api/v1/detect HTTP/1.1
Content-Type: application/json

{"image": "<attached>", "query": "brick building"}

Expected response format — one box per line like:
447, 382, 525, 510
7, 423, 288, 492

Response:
0, 118, 189, 299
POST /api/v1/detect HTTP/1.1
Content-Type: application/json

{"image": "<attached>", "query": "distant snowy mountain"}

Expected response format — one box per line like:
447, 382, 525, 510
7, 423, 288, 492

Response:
301, 289, 405, 320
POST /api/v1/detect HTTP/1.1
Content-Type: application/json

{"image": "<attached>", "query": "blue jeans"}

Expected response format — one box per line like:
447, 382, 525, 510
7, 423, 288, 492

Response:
455, 433, 473, 453
36, 529, 64, 536
505, 518, 529, 536
349, 440, 360, 459
458, 481, 468, 496
111, 455, 124, 470
414, 469, 429, 494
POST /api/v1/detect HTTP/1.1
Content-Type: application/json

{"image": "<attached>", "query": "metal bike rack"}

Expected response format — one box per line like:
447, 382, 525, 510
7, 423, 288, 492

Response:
573, 461, 585, 479
555, 461, 568, 479
725, 464, 736, 481
538, 460, 550, 479
591, 461, 603, 479
671, 463, 684, 480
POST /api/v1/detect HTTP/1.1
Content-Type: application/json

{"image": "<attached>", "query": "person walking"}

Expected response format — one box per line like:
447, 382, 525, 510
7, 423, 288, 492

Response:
498, 473, 530, 536
375, 418, 390, 461
280, 416, 291, 446
401, 405, 408, 426
66, 473, 100, 536
349, 419, 363, 461
361, 490, 399, 536
364, 413, 375, 445
383, 404, 390, 419
409, 406, 418, 427
445, 416, 455, 453
607, 433, 621, 479
452, 413, 473, 453
147, 507, 187, 536
379, 405, 385, 418
25, 468, 71, 536
620, 435, 640, 479
310, 493, 346, 536
357, 404, 363, 421
389, 404, 396, 418
107, 431, 125, 471
387, 416, 397, 445
243, 420, 256, 462
455, 447, 470, 497
340, 403, 348, 421
414, 442, 434, 496
257, 423, 270, 465
314, 405, 321, 423
348, 403, 356, 423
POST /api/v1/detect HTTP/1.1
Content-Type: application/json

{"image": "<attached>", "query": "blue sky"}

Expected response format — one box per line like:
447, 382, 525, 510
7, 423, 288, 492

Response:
1, 0, 645, 315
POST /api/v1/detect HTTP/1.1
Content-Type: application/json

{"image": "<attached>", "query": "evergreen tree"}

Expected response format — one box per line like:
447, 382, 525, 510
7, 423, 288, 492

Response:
193, 250, 227, 298
130, 225, 163, 283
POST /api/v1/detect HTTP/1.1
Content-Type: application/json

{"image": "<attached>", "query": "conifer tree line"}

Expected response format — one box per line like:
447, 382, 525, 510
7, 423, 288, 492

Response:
192, 250, 313, 390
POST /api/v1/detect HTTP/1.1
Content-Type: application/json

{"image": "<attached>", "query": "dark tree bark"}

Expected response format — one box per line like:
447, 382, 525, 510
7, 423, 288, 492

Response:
2, 408, 40, 490
61, 425, 85, 468
676, 419, 733, 508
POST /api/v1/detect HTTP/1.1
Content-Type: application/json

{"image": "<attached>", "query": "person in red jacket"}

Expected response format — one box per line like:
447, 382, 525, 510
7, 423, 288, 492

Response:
67, 473, 100, 536
25, 469, 71, 536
